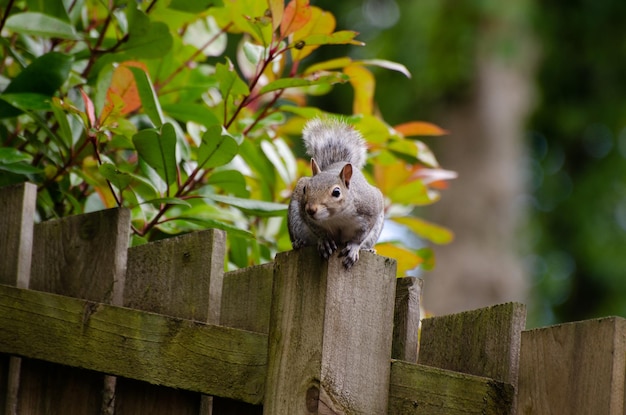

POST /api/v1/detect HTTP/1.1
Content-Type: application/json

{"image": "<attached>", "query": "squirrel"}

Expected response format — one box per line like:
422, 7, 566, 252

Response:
288, 118, 384, 269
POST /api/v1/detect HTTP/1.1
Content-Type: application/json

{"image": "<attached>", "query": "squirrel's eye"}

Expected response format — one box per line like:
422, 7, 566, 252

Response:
331, 187, 341, 198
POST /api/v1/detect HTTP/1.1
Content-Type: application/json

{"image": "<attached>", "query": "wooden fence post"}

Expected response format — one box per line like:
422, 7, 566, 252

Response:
115, 229, 226, 415
392, 277, 422, 363
18, 208, 131, 415
0, 183, 36, 415
264, 248, 397, 414
211, 263, 274, 414
518, 317, 626, 415
419, 302, 526, 413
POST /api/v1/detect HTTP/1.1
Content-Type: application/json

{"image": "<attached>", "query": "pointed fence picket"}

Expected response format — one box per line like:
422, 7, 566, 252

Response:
1, 182, 624, 415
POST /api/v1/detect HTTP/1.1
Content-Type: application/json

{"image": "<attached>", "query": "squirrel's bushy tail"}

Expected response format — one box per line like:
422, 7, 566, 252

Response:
302, 118, 367, 170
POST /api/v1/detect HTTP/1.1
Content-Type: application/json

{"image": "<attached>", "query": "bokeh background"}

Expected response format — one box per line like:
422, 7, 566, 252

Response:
313, 0, 626, 327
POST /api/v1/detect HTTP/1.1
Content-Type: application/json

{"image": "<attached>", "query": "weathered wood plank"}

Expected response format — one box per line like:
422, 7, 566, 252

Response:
21, 208, 132, 415
389, 360, 514, 415
118, 229, 227, 415
265, 248, 397, 414
517, 317, 626, 415
215, 264, 273, 415
392, 277, 422, 362
419, 302, 526, 386
0, 284, 267, 405
124, 229, 226, 323
0, 183, 36, 415
0, 182, 36, 288
29, 208, 130, 304
220, 263, 273, 334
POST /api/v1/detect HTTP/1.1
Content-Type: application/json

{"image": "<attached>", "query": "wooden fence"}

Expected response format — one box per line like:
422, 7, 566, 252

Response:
0, 181, 625, 414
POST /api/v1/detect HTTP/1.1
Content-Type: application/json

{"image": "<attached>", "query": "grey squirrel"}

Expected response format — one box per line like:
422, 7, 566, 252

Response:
288, 118, 384, 269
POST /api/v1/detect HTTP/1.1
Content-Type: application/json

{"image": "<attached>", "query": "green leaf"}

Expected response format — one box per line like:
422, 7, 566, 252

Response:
50, 97, 73, 147
295, 30, 364, 48
99, 163, 132, 191
128, 66, 164, 127
5, 12, 79, 39
215, 61, 250, 101
142, 197, 191, 207
119, 8, 173, 59
0, 148, 31, 164
0, 93, 51, 112
168, 0, 223, 13
259, 73, 349, 95
26, 0, 71, 22
0, 163, 43, 175
416, 247, 436, 271
161, 103, 220, 128
357, 59, 412, 79
175, 216, 253, 238
132, 124, 177, 187
207, 170, 249, 197
208, 194, 287, 217
198, 126, 239, 169
0, 52, 73, 118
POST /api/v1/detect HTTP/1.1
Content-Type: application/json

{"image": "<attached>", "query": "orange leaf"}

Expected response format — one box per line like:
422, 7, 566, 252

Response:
280, 0, 312, 38
291, 6, 335, 62
99, 61, 146, 124
394, 121, 448, 137
344, 64, 374, 115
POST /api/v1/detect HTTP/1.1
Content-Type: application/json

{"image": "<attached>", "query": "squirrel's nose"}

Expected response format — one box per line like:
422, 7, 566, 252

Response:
306, 204, 317, 216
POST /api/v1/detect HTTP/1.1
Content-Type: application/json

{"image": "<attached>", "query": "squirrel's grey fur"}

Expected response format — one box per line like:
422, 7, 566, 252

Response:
288, 118, 384, 269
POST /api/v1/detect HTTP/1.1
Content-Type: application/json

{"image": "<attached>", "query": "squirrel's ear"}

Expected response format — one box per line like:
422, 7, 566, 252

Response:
340, 163, 353, 188
311, 158, 321, 176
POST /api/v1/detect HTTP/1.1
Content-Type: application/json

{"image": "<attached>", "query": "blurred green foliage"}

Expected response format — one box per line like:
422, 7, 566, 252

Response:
318, 0, 626, 326
529, 0, 626, 325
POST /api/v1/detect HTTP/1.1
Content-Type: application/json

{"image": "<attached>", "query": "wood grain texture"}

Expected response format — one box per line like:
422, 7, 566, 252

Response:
392, 277, 421, 362
30, 208, 131, 305
20, 207, 131, 415
517, 317, 626, 415
125, 229, 226, 324
265, 248, 397, 414
118, 229, 226, 415
220, 263, 273, 334
0, 182, 36, 288
419, 302, 526, 386
0, 284, 267, 405
389, 360, 514, 415
0, 183, 35, 415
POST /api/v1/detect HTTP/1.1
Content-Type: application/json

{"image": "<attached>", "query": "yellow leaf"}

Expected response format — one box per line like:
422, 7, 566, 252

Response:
392, 216, 454, 245
375, 243, 423, 276
304, 56, 352, 75
344, 64, 374, 115
291, 6, 335, 62
268, 0, 284, 31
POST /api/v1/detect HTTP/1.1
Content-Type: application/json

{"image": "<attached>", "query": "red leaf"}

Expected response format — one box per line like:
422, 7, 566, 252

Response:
80, 88, 96, 129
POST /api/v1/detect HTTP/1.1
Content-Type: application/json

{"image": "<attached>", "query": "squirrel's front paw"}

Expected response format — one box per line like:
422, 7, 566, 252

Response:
292, 239, 307, 250
339, 243, 360, 269
317, 238, 337, 259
